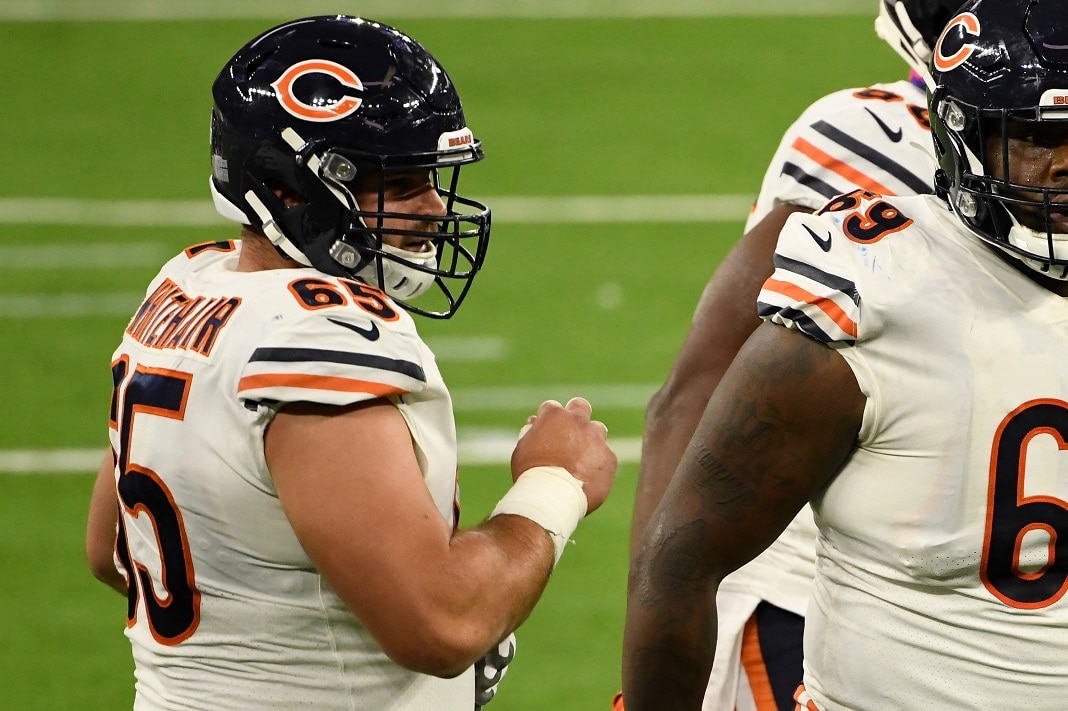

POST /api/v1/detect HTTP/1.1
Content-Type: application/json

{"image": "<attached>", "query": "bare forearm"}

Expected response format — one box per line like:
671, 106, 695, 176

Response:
268, 397, 614, 677
332, 512, 555, 677
631, 384, 712, 555
444, 514, 556, 648
624, 519, 718, 710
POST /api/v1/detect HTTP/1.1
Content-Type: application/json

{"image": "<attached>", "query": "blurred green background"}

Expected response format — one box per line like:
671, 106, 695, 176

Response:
0, 2, 902, 709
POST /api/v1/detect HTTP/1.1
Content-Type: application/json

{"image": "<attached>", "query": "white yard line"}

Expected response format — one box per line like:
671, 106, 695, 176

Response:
424, 336, 509, 362
0, 199, 224, 227
0, 242, 171, 270
0, 449, 104, 474
0, 195, 753, 227
2, 0, 871, 22
0, 432, 643, 474
0, 292, 146, 318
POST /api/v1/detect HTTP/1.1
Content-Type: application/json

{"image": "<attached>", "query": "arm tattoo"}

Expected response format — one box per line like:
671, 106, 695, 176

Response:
692, 444, 758, 510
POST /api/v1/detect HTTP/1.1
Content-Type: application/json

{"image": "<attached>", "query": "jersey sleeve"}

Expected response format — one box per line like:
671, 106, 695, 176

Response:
757, 210, 862, 348
237, 304, 428, 407
744, 81, 934, 232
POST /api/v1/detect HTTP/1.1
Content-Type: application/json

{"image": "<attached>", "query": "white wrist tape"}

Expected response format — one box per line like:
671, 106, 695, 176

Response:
491, 466, 588, 564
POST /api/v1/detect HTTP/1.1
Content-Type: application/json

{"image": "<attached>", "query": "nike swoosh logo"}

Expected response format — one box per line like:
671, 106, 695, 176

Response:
865, 108, 902, 142
327, 317, 380, 341
803, 224, 833, 252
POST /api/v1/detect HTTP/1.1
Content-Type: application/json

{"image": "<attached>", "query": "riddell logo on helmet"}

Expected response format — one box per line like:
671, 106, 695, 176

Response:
448, 134, 473, 148
271, 59, 364, 122
933, 12, 981, 72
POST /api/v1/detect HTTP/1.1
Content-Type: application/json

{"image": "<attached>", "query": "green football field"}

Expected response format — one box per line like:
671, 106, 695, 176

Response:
0, 5, 902, 709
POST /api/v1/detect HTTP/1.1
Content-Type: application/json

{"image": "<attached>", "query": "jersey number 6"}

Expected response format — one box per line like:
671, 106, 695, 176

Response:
982, 399, 1068, 610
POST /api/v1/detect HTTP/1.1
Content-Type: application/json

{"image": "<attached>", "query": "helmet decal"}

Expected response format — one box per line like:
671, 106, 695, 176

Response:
933, 13, 981, 73
271, 59, 364, 122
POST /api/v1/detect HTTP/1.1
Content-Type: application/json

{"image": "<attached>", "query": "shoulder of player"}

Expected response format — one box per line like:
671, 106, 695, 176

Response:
235, 273, 431, 406
787, 79, 928, 141
789, 191, 935, 251
134, 240, 239, 307
769, 192, 938, 294
266, 272, 419, 342
760, 194, 939, 347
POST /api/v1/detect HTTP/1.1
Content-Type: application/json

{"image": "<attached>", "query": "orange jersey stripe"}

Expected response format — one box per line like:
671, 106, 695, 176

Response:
741, 614, 780, 711
763, 277, 858, 338
792, 136, 895, 196
238, 373, 408, 397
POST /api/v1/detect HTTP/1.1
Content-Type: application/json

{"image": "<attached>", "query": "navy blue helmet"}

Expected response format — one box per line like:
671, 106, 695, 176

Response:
210, 16, 491, 318
929, 0, 1068, 279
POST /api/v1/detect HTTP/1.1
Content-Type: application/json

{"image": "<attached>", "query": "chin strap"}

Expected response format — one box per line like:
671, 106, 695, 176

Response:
209, 174, 313, 267
242, 188, 312, 267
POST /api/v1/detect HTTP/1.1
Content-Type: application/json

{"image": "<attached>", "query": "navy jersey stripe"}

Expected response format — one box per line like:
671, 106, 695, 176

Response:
757, 303, 850, 346
773, 254, 860, 306
780, 162, 841, 201
811, 120, 931, 195
250, 347, 426, 382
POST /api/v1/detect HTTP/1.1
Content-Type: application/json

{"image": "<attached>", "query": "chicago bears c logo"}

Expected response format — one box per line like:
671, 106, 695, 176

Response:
271, 59, 364, 122
933, 12, 981, 72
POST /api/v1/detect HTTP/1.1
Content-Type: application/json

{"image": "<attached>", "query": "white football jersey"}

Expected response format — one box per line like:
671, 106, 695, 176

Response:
108, 241, 472, 710
703, 79, 938, 711
745, 79, 935, 231
760, 193, 1068, 709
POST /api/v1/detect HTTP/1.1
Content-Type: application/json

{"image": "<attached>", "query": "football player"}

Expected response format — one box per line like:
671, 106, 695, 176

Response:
621, 2, 962, 710
624, 0, 1068, 708
85, 16, 617, 710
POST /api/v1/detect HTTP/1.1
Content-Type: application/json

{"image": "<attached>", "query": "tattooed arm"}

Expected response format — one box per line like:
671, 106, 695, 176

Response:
621, 322, 865, 710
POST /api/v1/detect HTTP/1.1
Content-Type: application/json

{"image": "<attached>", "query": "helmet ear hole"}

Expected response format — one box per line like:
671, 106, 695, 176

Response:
266, 182, 308, 208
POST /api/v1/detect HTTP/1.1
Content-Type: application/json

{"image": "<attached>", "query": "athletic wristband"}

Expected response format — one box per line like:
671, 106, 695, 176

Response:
490, 466, 588, 565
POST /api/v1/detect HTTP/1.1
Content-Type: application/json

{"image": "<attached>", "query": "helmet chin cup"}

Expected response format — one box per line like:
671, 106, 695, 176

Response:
1005, 219, 1068, 281
357, 243, 439, 300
